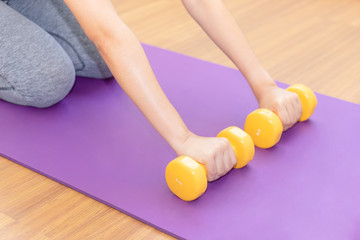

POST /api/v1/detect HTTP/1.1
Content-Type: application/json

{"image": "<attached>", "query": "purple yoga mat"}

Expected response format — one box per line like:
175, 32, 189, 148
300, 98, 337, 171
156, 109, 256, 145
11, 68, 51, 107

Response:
1, 44, 360, 240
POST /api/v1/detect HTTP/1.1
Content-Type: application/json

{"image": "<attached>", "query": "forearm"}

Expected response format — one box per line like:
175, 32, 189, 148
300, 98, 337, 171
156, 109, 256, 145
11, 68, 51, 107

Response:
182, 0, 276, 102
99, 30, 192, 151
65, 0, 191, 152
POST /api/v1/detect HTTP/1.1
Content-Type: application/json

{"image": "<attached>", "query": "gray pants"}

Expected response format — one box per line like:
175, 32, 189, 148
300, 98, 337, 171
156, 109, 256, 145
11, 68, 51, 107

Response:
0, 0, 112, 108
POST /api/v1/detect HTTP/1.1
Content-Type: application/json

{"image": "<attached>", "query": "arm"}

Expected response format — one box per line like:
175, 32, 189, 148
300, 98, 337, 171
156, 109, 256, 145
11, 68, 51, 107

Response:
64, 0, 189, 151
181, 0, 302, 130
64, 0, 236, 181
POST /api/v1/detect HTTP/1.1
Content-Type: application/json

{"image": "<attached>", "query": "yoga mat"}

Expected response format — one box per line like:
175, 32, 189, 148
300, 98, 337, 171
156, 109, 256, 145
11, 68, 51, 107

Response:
1, 44, 360, 240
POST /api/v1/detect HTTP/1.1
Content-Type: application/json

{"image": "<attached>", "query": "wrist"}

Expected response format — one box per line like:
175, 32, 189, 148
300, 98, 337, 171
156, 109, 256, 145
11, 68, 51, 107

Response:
167, 127, 195, 155
244, 68, 276, 103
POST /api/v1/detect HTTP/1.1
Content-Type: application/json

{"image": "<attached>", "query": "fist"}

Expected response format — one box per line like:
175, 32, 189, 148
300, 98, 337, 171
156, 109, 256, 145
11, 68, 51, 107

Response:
258, 85, 302, 131
175, 133, 237, 182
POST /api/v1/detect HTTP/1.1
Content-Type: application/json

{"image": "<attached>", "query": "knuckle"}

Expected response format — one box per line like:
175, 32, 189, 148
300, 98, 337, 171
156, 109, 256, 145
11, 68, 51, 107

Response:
205, 150, 215, 159
220, 138, 230, 148
274, 100, 282, 108
214, 143, 223, 152
219, 137, 228, 147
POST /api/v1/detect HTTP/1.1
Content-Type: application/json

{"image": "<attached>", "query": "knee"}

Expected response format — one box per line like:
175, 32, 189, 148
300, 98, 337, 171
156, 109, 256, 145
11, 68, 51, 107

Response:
34, 64, 75, 108
20, 57, 76, 108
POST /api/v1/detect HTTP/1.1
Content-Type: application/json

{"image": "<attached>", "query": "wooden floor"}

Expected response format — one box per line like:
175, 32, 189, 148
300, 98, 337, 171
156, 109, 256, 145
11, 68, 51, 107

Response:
1, 0, 359, 239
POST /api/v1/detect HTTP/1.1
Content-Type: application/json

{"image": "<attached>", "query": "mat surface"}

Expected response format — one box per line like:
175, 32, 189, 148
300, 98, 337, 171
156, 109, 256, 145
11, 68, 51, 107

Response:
1, 44, 360, 240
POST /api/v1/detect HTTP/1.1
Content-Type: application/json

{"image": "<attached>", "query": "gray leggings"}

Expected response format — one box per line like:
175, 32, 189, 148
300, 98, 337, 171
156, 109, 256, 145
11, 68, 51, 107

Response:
0, 0, 112, 108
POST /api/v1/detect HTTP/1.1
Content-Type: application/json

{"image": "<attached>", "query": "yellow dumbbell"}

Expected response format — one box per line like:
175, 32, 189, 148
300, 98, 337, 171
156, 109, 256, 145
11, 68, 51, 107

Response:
244, 84, 317, 149
165, 127, 255, 201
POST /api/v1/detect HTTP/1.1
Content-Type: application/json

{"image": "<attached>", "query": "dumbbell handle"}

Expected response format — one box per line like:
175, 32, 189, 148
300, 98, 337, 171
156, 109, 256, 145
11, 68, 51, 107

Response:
245, 84, 317, 149
165, 127, 254, 201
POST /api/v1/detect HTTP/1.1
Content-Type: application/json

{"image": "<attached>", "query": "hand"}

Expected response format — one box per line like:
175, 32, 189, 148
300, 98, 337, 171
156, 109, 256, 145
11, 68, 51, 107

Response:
258, 84, 302, 131
174, 133, 237, 182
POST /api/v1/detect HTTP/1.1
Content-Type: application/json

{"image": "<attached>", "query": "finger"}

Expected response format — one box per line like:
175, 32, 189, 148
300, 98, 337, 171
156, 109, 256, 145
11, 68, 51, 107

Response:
226, 143, 237, 170
294, 95, 302, 120
291, 102, 300, 123
220, 139, 234, 171
287, 94, 303, 127
288, 94, 299, 123
288, 93, 302, 122
214, 150, 224, 180
284, 100, 296, 129
221, 147, 231, 176
206, 153, 217, 182
276, 104, 290, 131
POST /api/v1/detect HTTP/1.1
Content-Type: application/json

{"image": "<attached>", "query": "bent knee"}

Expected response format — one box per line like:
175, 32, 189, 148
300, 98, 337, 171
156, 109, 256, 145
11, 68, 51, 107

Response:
15, 58, 75, 108
31, 65, 75, 108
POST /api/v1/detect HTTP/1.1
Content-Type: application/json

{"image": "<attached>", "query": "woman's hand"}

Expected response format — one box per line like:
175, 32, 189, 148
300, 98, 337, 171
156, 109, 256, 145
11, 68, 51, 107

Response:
258, 84, 302, 131
174, 133, 237, 182
181, 0, 302, 131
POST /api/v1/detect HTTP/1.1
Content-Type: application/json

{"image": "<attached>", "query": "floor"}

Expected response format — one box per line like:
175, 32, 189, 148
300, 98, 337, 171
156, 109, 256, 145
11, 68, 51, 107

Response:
0, 0, 359, 239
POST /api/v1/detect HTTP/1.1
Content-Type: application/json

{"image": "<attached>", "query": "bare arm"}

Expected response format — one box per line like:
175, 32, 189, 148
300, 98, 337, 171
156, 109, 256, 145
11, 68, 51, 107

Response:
64, 0, 191, 151
182, 0, 302, 130
64, 0, 236, 181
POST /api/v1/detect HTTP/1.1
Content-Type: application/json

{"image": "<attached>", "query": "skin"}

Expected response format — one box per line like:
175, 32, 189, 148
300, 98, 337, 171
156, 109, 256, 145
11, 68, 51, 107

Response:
64, 0, 302, 182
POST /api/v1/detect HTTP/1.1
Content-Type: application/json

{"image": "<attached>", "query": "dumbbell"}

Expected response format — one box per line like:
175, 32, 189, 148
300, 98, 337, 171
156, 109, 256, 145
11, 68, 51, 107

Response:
244, 84, 317, 149
165, 127, 255, 201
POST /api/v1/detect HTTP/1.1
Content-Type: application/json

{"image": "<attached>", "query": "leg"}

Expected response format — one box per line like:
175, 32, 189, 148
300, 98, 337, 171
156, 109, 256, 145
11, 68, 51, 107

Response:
8, 0, 112, 79
0, 2, 75, 108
